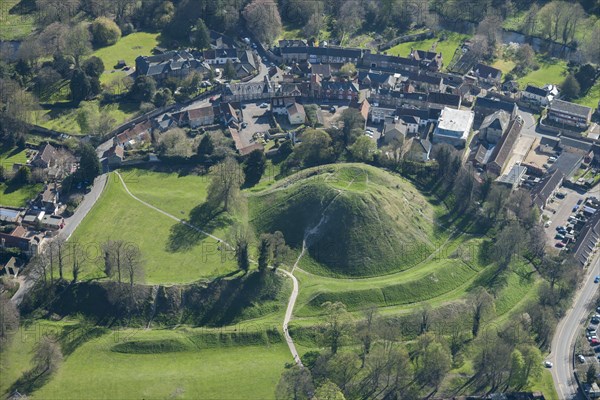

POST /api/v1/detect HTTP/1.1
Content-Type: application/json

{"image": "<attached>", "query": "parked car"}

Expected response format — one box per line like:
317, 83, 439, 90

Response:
556, 192, 566, 198
591, 318, 600, 324
596, 276, 600, 284
545, 220, 552, 228
573, 206, 579, 212
578, 355, 586, 363
544, 361, 553, 368
259, 103, 269, 108
555, 242, 564, 248
555, 234, 565, 240
578, 199, 583, 205
241, 122, 248, 129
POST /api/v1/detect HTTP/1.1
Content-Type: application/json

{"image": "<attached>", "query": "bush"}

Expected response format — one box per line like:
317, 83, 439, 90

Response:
90, 17, 122, 47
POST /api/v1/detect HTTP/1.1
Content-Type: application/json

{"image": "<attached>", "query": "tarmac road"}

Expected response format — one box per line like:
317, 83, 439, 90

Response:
550, 253, 599, 399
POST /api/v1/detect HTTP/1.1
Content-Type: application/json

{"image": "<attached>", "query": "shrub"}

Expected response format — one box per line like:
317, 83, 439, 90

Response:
90, 17, 122, 47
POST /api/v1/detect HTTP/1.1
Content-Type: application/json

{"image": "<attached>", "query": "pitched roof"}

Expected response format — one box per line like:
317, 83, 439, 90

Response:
550, 99, 593, 118
530, 169, 565, 208
186, 105, 215, 121
474, 96, 517, 115
524, 85, 547, 97
487, 116, 524, 172
36, 143, 57, 165
287, 102, 305, 119
473, 63, 502, 80
480, 110, 510, 132
572, 211, 600, 266
427, 92, 460, 107
560, 136, 593, 152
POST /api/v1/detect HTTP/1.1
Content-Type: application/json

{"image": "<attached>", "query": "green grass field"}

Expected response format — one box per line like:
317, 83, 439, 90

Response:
575, 81, 600, 109
0, 182, 42, 207
91, 32, 160, 84
1, 322, 292, 400
387, 31, 469, 70
69, 170, 237, 284
492, 59, 516, 75
0, 0, 35, 40
517, 58, 568, 89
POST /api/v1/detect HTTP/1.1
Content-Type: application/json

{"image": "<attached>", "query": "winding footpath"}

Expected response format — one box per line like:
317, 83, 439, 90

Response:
114, 172, 305, 363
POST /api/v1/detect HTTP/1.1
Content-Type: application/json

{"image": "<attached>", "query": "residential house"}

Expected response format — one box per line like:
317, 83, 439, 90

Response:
397, 107, 433, 127
319, 80, 359, 101
521, 84, 557, 106
235, 50, 258, 79
184, 105, 217, 128
426, 92, 461, 109
407, 72, 444, 92
278, 39, 308, 48
432, 107, 474, 147
287, 103, 306, 125
104, 145, 124, 167
271, 97, 297, 115
210, 30, 236, 49
383, 119, 408, 144
398, 115, 420, 135
560, 136, 593, 156
480, 110, 510, 144
486, 115, 524, 176
409, 49, 443, 71
0, 226, 42, 256
548, 99, 593, 129
571, 211, 600, 267
0, 207, 22, 224
135, 51, 211, 81
220, 102, 241, 127
496, 165, 527, 190
349, 99, 370, 129
221, 78, 275, 102
280, 46, 365, 65
203, 49, 240, 65
310, 64, 332, 79
548, 152, 584, 180
31, 143, 58, 169
34, 184, 60, 214
530, 169, 565, 210
539, 137, 560, 154
473, 96, 518, 126
472, 63, 502, 85
371, 106, 396, 124
360, 53, 420, 72
154, 114, 178, 132
115, 120, 153, 148
406, 138, 432, 162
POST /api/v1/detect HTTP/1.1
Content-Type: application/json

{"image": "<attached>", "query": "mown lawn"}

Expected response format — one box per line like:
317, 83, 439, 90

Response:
91, 32, 160, 84
575, 80, 600, 109
0, 145, 28, 167
491, 59, 516, 75
69, 171, 237, 284
387, 31, 469, 68
0, 183, 42, 207
516, 58, 568, 89
0, 0, 35, 40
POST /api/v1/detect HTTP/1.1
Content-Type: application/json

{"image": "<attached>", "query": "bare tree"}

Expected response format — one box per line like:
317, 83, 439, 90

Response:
103, 240, 127, 283
206, 157, 245, 213
28, 252, 49, 287
0, 293, 19, 345
469, 287, 495, 338
63, 23, 91, 67
357, 306, 378, 368
33, 335, 63, 375
123, 244, 145, 307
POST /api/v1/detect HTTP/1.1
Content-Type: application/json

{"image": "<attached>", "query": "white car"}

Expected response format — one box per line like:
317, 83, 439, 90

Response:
544, 361, 553, 368
578, 355, 586, 363
544, 221, 552, 228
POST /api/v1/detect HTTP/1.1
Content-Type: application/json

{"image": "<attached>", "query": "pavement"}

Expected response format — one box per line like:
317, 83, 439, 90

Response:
550, 252, 600, 400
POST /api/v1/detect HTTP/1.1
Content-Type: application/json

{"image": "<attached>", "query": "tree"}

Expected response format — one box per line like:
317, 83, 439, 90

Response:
206, 157, 245, 212
575, 64, 597, 93
103, 240, 126, 283
129, 75, 156, 103
314, 380, 345, 400
71, 243, 82, 283
243, 149, 266, 187
288, 129, 334, 169
515, 44, 535, 70
77, 143, 101, 182
321, 301, 351, 354
50, 237, 67, 280
415, 337, 452, 388
223, 59, 237, 80
63, 23, 92, 67
33, 335, 63, 375
123, 243, 144, 307
357, 307, 378, 368
82, 56, 105, 78
70, 69, 92, 104
76, 101, 117, 136
230, 224, 250, 272
303, 12, 323, 38
508, 349, 526, 389
349, 135, 376, 162
587, 364, 597, 384
153, 88, 173, 107
194, 18, 210, 49
0, 293, 19, 345
243, 0, 283, 45
561, 74, 581, 100
12, 165, 32, 184
90, 17, 122, 47
336, 1, 364, 41
158, 128, 192, 158
257, 235, 270, 272
494, 221, 526, 270
268, 231, 291, 269
276, 365, 314, 400
197, 133, 215, 158
338, 62, 356, 77
340, 107, 365, 148
469, 287, 495, 338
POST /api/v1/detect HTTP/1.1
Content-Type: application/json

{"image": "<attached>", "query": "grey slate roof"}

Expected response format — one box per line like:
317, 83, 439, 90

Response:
550, 99, 593, 118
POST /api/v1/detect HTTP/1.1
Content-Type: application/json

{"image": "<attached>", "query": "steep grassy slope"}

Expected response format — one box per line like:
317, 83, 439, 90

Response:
249, 164, 439, 277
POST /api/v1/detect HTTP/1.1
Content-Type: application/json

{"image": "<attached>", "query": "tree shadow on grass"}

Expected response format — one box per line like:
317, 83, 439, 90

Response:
166, 203, 234, 252
9, 368, 53, 396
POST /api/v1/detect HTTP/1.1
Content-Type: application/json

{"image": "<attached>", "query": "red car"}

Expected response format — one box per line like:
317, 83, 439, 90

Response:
591, 339, 600, 345
209, 96, 218, 103
555, 242, 565, 248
